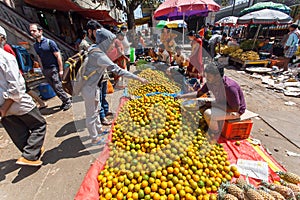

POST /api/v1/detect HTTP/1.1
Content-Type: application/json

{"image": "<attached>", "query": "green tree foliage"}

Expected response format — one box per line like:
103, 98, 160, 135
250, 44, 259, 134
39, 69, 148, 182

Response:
114, 0, 163, 30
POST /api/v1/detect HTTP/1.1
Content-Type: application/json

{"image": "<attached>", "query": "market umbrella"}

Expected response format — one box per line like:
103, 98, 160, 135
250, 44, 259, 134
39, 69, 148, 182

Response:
215, 16, 238, 27
240, 1, 291, 16
237, 9, 292, 25
156, 20, 188, 29
238, 9, 292, 49
154, 0, 220, 45
154, 0, 220, 20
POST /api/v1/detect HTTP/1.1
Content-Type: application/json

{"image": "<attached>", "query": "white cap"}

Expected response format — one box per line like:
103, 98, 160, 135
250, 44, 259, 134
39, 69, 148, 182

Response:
0, 26, 6, 38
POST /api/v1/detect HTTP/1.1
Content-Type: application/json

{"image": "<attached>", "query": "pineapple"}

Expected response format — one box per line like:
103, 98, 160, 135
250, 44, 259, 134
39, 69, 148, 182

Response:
277, 171, 300, 184
244, 185, 264, 200
257, 189, 276, 200
218, 188, 238, 200
224, 183, 245, 200
280, 179, 300, 193
259, 186, 285, 200
224, 194, 239, 200
236, 177, 247, 189
262, 181, 296, 200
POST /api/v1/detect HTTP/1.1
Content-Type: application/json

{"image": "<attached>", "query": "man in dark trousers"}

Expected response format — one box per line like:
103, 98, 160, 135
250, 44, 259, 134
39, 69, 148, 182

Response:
0, 47, 46, 167
29, 23, 72, 111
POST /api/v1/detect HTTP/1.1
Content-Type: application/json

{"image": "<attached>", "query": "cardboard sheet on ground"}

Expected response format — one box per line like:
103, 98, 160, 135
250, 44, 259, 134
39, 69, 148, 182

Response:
75, 98, 284, 199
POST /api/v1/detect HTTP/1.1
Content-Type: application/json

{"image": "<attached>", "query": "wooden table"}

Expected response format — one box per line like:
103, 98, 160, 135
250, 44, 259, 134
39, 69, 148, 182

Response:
229, 57, 270, 69
25, 74, 46, 90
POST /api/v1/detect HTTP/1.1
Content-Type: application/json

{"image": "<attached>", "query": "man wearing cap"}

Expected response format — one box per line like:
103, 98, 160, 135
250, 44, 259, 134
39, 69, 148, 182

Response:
283, 24, 300, 71
0, 26, 16, 57
0, 31, 47, 166
79, 28, 147, 145
29, 23, 72, 111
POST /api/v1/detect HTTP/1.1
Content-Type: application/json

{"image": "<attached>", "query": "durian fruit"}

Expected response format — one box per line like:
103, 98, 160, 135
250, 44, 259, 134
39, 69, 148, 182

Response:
277, 171, 300, 184
262, 181, 296, 200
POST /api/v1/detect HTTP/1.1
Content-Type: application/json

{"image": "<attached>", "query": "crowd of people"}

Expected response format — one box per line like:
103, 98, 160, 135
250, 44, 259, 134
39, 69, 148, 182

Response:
0, 19, 250, 167
0, 20, 150, 166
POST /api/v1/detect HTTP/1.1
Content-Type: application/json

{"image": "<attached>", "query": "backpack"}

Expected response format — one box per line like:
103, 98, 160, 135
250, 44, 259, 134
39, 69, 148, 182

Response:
62, 48, 100, 95
11, 45, 33, 73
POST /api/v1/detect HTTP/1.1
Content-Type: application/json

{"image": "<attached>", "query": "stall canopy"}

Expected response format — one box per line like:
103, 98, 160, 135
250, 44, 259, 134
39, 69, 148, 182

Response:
240, 1, 291, 16
237, 9, 292, 25
154, 0, 220, 20
156, 20, 187, 29
215, 16, 238, 27
24, 0, 119, 24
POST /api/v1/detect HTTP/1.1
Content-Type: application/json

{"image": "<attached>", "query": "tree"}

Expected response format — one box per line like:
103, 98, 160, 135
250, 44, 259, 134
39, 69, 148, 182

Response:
114, 0, 163, 30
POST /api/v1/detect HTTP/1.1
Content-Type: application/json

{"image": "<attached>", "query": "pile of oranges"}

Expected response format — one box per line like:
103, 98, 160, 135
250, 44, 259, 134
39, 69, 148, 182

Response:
98, 95, 240, 200
127, 69, 180, 96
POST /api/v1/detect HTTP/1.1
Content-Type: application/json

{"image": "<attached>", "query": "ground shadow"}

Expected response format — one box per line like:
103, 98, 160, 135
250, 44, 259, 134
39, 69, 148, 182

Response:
0, 159, 41, 183
41, 136, 103, 165
0, 159, 20, 182
55, 119, 86, 137
11, 166, 40, 183
39, 105, 61, 115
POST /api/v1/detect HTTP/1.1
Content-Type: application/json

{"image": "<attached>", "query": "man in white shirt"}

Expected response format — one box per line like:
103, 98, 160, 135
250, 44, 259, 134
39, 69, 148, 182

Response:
157, 43, 171, 65
0, 47, 46, 167
121, 26, 131, 71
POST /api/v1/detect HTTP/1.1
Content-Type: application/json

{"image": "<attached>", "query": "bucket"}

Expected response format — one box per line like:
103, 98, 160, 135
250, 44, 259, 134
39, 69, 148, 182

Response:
130, 47, 135, 63
38, 83, 56, 100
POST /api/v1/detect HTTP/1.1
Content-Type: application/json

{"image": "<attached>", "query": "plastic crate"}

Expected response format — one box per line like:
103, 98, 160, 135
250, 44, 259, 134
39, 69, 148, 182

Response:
221, 119, 253, 140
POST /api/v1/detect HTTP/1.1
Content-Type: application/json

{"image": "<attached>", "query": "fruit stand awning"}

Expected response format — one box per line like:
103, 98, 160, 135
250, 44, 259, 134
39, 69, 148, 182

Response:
24, 0, 118, 24
134, 16, 151, 26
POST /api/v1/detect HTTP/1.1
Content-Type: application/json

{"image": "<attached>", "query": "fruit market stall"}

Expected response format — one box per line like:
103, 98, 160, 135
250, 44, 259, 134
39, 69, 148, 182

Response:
74, 68, 300, 200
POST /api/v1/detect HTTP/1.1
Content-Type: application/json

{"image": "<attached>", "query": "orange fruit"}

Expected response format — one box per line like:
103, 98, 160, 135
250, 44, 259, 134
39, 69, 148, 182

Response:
161, 181, 168, 189
105, 192, 112, 200
107, 181, 113, 189
116, 192, 124, 200
111, 188, 117, 195
132, 192, 139, 200
144, 186, 151, 194
153, 193, 161, 200
170, 187, 177, 195
168, 194, 175, 200
234, 170, 241, 178
151, 183, 158, 192
141, 180, 148, 188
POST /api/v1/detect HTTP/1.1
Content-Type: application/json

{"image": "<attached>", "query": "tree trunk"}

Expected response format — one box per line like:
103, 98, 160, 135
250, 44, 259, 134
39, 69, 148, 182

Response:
127, 11, 135, 30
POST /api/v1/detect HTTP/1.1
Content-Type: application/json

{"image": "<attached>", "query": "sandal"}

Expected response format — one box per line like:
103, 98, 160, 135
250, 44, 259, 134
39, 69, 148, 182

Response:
98, 129, 109, 136
91, 137, 107, 146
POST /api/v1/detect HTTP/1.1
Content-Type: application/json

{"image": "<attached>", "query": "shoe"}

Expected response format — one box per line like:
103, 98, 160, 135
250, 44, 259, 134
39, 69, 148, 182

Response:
91, 137, 107, 146
16, 157, 42, 167
38, 104, 48, 110
101, 117, 112, 125
105, 112, 113, 117
41, 146, 45, 156
60, 102, 72, 111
